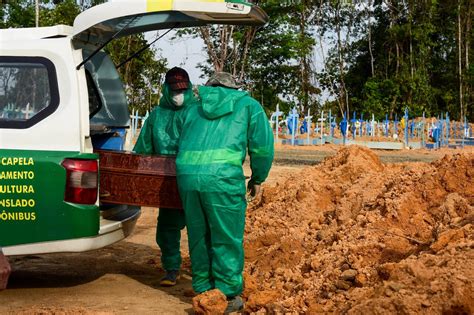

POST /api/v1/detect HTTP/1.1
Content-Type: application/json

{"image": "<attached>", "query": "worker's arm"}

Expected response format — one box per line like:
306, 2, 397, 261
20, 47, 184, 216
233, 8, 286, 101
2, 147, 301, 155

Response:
133, 111, 156, 154
0, 249, 11, 290
247, 100, 274, 186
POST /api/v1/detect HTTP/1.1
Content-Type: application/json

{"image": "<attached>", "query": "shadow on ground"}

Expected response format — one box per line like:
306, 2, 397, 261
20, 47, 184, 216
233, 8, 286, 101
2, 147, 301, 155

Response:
7, 240, 193, 307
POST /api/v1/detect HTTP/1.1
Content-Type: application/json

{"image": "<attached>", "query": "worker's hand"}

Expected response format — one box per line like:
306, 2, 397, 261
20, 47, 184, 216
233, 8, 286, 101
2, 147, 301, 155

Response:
247, 180, 262, 202
0, 251, 11, 290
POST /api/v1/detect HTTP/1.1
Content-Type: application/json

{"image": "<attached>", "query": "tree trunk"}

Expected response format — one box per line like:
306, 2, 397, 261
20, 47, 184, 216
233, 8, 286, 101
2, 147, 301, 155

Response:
316, 1, 343, 115
387, 1, 400, 76
335, 3, 349, 116
367, 0, 375, 77
200, 27, 222, 72
396, 43, 400, 76
35, 0, 39, 27
408, 1, 414, 79
219, 26, 233, 71
409, 26, 414, 79
124, 36, 133, 85
199, 25, 258, 79
465, 0, 471, 119
343, 3, 355, 115
238, 28, 257, 82
300, 2, 309, 110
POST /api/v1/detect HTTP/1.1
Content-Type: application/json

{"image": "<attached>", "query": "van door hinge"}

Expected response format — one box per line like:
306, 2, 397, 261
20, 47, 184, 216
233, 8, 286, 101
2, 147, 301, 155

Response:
227, 3, 244, 11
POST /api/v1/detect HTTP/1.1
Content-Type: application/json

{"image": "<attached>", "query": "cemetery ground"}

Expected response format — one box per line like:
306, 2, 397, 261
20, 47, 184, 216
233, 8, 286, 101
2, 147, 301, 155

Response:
0, 145, 472, 314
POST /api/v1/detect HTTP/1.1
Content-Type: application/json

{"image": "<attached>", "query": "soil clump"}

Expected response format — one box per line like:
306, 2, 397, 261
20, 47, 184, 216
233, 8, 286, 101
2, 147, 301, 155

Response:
192, 289, 228, 315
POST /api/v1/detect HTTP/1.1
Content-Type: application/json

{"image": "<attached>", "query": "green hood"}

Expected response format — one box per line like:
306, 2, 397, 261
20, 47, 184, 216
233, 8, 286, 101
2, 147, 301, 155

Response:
198, 86, 248, 120
160, 82, 195, 110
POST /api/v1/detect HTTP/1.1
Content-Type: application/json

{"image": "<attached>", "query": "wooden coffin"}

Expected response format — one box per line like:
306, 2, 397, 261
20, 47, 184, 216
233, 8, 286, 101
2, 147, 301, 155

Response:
97, 150, 182, 209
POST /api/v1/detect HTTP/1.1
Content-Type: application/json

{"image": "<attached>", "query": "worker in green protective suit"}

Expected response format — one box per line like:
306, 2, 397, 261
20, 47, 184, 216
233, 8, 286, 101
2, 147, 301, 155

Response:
176, 72, 274, 313
134, 67, 196, 287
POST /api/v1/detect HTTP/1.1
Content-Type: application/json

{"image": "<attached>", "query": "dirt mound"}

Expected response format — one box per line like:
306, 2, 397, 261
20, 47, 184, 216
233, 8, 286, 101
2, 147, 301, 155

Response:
192, 289, 228, 315
321, 144, 384, 173
244, 145, 474, 313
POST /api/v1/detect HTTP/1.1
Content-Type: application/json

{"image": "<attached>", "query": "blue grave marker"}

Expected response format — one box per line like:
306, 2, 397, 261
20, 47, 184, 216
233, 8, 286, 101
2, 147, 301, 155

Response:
440, 113, 445, 146
340, 113, 348, 145
422, 112, 426, 147
446, 112, 450, 145
404, 108, 409, 147
290, 108, 298, 146
394, 114, 398, 136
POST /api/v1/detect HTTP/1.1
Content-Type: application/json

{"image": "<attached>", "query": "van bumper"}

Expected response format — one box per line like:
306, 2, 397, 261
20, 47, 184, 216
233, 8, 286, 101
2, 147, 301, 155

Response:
3, 205, 141, 256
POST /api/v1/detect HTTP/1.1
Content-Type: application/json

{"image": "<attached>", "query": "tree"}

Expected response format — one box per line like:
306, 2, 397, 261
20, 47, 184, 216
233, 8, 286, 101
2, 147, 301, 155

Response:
327, 0, 473, 121
1, 0, 35, 28
315, 1, 362, 117
248, 0, 318, 114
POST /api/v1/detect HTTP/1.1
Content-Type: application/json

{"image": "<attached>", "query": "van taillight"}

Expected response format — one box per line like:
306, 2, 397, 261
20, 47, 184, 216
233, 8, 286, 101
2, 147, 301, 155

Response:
61, 159, 98, 205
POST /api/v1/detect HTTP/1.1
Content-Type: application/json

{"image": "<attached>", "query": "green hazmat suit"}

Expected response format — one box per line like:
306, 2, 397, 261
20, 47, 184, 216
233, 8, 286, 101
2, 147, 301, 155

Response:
176, 86, 274, 297
133, 83, 195, 271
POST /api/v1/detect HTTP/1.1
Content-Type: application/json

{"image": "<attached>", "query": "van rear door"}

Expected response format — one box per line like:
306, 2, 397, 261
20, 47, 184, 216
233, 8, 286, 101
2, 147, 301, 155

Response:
72, 0, 267, 47
73, 0, 268, 145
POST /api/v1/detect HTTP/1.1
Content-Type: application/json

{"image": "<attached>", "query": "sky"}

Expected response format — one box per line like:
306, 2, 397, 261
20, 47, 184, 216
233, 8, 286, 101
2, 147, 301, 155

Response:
145, 30, 208, 85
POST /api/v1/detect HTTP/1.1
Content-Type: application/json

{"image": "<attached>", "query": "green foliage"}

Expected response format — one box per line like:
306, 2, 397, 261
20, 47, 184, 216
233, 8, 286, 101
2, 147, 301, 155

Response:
40, 0, 80, 26
106, 35, 168, 115
327, 0, 473, 121
249, 1, 314, 112
1, 0, 35, 28
361, 78, 399, 120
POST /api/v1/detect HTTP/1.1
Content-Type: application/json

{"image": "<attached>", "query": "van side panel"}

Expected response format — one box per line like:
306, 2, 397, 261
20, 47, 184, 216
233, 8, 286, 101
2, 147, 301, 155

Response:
0, 39, 84, 151
0, 150, 99, 247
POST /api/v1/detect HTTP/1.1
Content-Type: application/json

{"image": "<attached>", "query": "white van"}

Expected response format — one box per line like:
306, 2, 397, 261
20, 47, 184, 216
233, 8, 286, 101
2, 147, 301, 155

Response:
0, 0, 267, 258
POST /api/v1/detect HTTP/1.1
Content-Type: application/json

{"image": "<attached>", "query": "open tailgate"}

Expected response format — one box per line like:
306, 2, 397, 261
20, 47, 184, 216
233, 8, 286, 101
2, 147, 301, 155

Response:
73, 0, 268, 47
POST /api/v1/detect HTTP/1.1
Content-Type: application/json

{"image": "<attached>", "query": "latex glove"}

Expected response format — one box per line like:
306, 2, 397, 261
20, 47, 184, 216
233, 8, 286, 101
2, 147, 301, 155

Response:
0, 251, 11, 290
247, 180, 262, 202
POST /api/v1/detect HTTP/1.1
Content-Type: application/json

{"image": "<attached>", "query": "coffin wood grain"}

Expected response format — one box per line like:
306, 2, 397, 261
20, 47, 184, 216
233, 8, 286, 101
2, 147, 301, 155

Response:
97, 150, 182, 209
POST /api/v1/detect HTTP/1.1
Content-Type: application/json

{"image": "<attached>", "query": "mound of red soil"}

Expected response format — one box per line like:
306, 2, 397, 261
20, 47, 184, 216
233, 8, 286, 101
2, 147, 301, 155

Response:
244, 146, 473, 313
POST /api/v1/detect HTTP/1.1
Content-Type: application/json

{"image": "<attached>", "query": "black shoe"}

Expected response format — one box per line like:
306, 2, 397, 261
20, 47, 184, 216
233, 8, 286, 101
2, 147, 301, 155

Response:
225, 296, 244, 314
160, 270, 180, 287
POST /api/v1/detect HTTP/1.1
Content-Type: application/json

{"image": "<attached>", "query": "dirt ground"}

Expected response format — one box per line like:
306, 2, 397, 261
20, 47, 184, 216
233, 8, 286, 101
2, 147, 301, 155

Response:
0, 145, 472, 314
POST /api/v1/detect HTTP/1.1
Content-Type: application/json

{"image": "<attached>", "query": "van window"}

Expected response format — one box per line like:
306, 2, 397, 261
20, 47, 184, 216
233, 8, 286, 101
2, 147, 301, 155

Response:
84, 50, 129, 128
0, 56, 59, 129
86, 70, 102, 118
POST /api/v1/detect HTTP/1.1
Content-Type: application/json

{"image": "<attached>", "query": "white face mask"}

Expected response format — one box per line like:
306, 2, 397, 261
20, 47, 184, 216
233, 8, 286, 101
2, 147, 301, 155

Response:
171, 92, 185, 107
